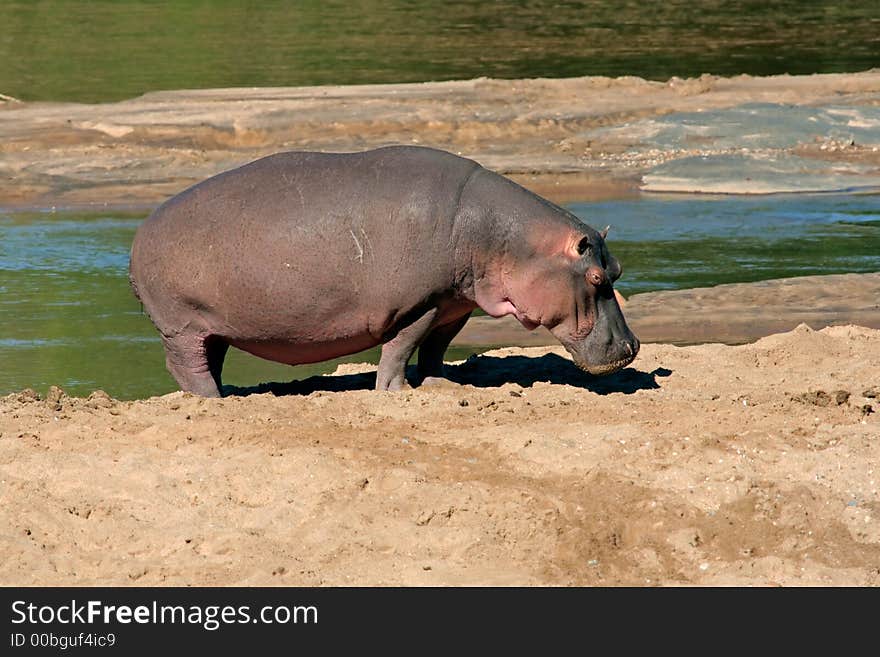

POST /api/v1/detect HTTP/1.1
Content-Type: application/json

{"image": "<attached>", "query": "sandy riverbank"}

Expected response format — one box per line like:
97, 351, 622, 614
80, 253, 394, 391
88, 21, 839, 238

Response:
2, 71, 880, 208
2, 72, 879, 587
1, 324, 879, 586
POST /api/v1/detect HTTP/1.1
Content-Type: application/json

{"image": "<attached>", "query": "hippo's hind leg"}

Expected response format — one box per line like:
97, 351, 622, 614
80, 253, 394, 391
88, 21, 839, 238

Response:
417, 312, 471, 384
161, 332, 228, 398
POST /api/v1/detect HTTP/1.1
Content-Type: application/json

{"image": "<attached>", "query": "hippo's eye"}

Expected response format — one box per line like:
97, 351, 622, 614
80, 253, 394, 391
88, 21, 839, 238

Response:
576, 236, 591, 256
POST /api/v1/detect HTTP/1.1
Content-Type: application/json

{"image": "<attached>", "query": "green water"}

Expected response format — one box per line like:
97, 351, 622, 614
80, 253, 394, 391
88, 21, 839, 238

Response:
570, 194, 880, 292
1, 194, 878, 399
2, 1, 879, 103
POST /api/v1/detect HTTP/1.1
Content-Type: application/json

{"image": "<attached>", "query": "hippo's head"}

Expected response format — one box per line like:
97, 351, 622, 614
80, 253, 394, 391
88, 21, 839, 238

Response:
550, 227, 640, 375
461, 168, 639, 375
477, 222, 639, 376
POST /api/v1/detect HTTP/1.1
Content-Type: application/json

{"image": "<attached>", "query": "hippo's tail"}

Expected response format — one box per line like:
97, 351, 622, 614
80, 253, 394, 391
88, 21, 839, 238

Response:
128, 250, 143, 304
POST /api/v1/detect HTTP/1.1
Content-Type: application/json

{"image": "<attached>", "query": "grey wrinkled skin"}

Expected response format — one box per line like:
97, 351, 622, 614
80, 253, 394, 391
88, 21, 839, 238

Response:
129, 146, 639, 397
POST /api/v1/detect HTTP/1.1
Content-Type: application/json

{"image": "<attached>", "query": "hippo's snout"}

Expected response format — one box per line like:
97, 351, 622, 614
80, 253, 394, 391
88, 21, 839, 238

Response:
559, 289, 640, 376
574, 335, 640, 376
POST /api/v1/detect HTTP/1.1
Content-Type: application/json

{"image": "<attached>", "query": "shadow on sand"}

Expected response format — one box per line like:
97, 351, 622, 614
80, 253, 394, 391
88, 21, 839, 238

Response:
222, 353, 671, 397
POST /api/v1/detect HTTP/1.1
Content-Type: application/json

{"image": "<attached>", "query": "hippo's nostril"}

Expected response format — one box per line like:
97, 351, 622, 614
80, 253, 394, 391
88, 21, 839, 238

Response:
619, 338, 639, 360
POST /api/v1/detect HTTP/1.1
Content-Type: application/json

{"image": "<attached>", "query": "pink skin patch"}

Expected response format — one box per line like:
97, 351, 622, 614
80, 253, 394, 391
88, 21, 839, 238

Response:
485, 290, 625, 334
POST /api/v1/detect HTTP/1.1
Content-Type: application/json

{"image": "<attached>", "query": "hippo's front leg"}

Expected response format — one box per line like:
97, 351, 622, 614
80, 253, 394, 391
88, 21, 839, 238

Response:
376, 309, 439, 391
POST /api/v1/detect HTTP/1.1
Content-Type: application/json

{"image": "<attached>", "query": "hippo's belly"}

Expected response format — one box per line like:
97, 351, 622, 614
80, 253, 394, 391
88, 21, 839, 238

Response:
228, 331, 382, 366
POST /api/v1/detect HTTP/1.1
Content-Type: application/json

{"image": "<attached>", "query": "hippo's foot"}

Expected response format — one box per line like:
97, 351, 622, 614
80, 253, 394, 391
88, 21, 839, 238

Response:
377, 334, 420, 391
376, 353, 413, 391
162, 332, 228, 398
383, 375, 411, 392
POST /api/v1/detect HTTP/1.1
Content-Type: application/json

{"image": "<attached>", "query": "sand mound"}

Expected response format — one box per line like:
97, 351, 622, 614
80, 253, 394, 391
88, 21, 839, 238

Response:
2, 325, 879, 586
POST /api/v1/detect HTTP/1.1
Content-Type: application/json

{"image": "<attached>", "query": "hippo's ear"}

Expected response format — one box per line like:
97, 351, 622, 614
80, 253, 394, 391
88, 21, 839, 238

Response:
600, 225, 610, 240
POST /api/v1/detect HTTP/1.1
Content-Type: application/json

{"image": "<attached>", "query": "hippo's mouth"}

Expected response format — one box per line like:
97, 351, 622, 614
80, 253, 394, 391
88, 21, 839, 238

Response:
573, 354, 636, 376
568, 338, 639, 376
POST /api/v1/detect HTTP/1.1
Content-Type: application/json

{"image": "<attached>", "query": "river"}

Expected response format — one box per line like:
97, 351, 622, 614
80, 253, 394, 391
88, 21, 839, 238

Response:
2, 193, 877, 398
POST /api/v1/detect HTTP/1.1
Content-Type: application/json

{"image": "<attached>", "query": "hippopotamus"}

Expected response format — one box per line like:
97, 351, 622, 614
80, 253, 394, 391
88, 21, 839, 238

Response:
129, 146, 639, 397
